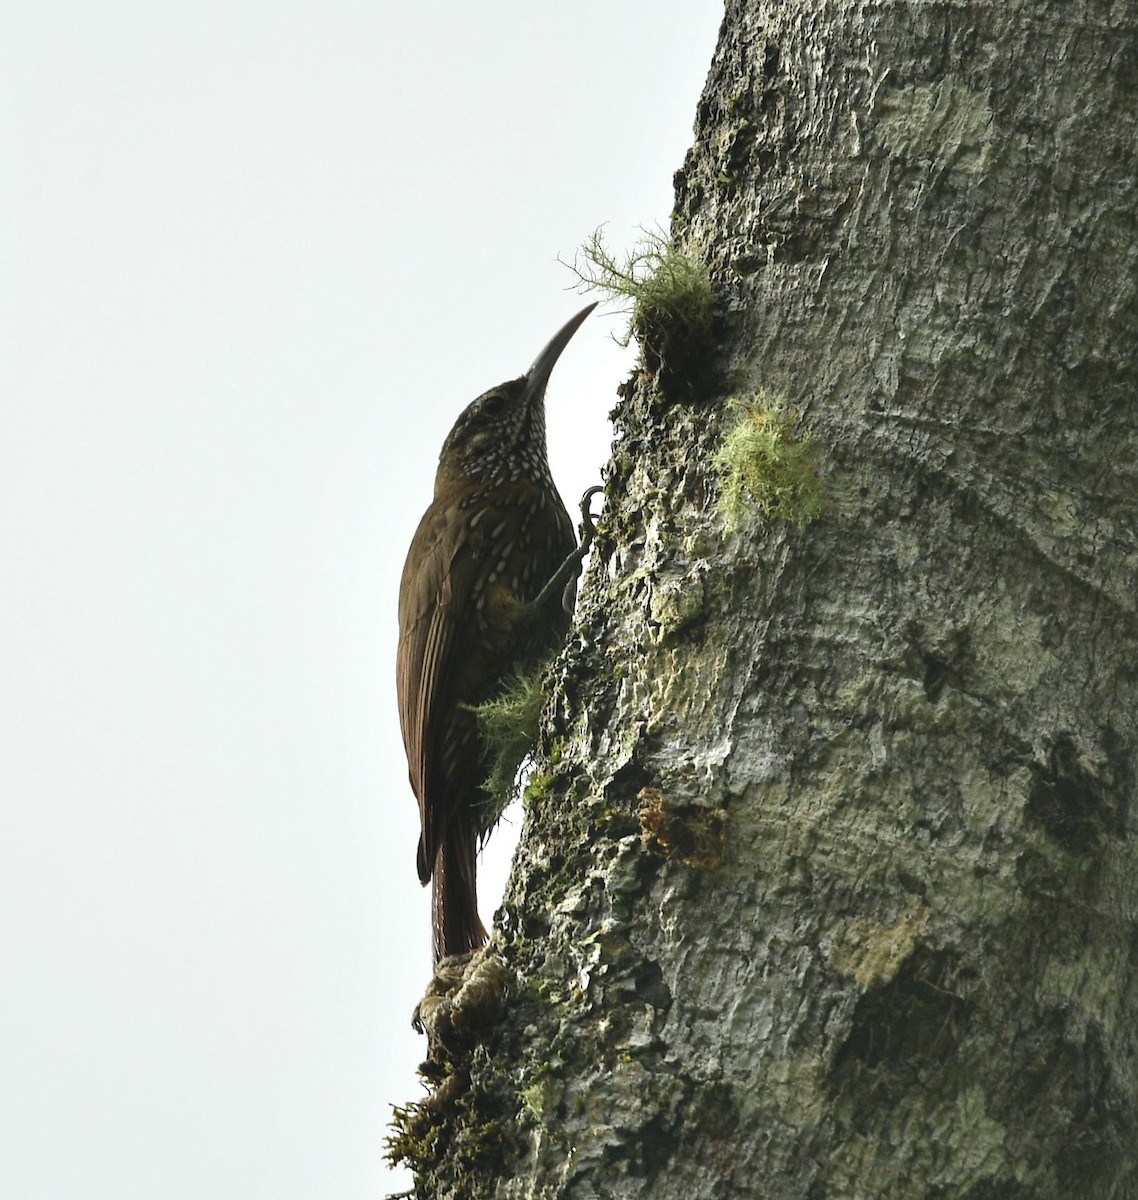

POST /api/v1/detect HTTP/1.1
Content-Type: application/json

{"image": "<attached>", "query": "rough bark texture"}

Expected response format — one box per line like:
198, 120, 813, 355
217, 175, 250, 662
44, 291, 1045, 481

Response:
393, 1, 1138, 1196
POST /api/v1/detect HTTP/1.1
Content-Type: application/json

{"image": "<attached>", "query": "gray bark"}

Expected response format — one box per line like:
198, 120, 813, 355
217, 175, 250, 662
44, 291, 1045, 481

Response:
391, 1, 1138, 1196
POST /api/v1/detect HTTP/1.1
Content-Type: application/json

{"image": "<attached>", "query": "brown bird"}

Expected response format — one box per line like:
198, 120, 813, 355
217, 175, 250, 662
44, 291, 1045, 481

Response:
397, 303, 597, 963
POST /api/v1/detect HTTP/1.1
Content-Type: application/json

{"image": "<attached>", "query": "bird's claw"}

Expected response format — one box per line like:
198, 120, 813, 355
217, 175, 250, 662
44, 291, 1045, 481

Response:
578, 485, 604, 545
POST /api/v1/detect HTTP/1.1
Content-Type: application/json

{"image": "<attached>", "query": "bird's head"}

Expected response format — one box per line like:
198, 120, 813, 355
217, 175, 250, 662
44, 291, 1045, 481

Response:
438, 302, 596, 487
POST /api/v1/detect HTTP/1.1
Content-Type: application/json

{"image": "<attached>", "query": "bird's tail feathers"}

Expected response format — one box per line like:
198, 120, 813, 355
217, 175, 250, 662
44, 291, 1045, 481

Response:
431, 825, 487, 964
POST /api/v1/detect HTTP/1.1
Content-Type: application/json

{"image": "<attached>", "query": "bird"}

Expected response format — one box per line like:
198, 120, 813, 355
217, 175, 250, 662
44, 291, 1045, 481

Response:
397, 303, 597, 964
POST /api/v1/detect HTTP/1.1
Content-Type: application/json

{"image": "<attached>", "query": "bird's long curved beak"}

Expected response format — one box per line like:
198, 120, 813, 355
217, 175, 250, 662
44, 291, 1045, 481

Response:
522, 302, 598, 406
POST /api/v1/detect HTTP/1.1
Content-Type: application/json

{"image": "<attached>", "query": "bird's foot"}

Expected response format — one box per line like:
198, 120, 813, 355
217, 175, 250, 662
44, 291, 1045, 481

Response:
577, 484, 604, 550
521, 483, 604, 618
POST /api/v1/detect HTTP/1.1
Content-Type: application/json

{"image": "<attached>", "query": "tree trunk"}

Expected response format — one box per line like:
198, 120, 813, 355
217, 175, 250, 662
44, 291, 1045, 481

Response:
390, 1, 1138, 1196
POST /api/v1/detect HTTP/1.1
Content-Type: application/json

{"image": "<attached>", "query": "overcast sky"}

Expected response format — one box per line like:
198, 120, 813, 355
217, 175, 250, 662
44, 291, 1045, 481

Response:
1, 4, 723, 1196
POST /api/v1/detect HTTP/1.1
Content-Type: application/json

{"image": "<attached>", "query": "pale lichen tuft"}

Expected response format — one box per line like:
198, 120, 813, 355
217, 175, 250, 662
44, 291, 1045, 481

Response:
714, 393, 825, 530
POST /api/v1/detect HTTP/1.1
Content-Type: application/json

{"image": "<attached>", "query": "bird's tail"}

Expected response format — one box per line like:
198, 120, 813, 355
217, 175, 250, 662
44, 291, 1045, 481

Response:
431, 824, 488, 964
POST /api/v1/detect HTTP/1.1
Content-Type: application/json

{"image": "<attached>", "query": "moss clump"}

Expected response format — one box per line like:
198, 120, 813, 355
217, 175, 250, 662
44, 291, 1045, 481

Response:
714, 394, 825, 530
519, 1066, 555, 1124
467, 664, 548, 823
523, 770, 557, 811
385, 1094, 441, 1189
561, 225, 712, 379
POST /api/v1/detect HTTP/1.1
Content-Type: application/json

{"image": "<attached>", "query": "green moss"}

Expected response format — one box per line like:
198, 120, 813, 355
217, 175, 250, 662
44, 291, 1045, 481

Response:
465, 664, 550, 822
453, 1118, 507, 1173
523, 771, 557, 811
385, 1097, 440, 1181
520, 1069, 555, 1123
714, 393, 825, 530
561, 225, 712, 377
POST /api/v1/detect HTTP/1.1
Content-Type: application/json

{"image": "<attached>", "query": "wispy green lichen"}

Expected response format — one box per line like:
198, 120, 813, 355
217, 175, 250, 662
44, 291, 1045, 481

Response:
467, 664, 548, 822
561, 225, 712, 376
714, 394, 825, 530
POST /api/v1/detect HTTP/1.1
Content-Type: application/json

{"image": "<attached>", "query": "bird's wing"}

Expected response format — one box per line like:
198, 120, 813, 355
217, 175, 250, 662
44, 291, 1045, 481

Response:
396, 498, 473, 883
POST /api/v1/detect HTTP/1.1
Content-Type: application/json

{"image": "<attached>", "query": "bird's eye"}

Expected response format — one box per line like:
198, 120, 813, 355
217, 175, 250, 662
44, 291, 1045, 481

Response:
481, 394, 505, 416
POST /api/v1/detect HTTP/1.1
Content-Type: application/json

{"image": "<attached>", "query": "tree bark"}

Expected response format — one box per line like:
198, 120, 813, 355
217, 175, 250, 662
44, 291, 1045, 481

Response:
391, 1, 1138, 1196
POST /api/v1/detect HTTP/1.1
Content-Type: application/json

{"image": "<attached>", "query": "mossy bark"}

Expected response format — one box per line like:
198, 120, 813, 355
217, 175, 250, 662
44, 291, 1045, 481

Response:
392, 1, 1138, 1196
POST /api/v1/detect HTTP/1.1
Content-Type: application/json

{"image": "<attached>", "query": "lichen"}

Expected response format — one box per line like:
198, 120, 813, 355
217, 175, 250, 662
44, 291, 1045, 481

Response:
561, 225, 713, 380
827, 903, 933, 990
466, 662, 550, 822
649, 574, 706, 643
875, 76, 993, 173
969, 594, 1053, 701
713, 393, 825, 529
825, 1085, 1009, 1194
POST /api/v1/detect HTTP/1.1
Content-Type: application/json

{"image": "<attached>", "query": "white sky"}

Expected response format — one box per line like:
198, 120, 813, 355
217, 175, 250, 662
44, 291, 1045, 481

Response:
0, 4, 723, 1196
